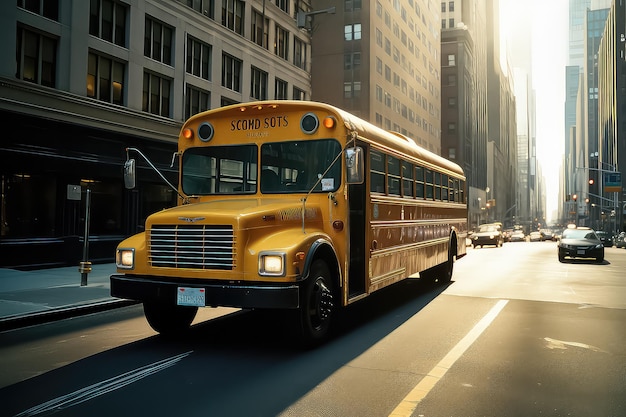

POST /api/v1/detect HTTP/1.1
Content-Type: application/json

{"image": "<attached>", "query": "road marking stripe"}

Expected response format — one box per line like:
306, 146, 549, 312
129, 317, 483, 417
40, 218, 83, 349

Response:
14, 351, 193, 417
388, 299, 509, 417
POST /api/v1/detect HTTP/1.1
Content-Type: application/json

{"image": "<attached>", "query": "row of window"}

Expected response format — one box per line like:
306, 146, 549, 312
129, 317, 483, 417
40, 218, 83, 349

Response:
370, 149, 465, 203
16, 0, 309, 120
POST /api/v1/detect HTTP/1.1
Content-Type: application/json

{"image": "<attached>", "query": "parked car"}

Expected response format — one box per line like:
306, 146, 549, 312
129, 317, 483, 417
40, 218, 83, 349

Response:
557, 227, 604, 263
615, 232, 626, 249
595, 231, 613, 247
471, 223, 504, 248
529, 231, 542, 242
511, 230, 526, 242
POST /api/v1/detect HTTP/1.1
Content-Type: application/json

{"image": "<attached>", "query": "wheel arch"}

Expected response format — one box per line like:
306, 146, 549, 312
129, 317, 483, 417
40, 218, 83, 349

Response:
302, 239, 342, 290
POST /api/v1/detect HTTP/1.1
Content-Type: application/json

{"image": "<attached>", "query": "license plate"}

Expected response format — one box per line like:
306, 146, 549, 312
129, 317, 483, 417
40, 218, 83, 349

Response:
177, 287, 205, 307
577, 249, 585, 255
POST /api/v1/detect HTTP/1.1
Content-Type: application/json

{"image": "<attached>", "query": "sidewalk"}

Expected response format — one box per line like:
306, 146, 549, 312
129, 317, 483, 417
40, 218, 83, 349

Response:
0, 263, 136, 332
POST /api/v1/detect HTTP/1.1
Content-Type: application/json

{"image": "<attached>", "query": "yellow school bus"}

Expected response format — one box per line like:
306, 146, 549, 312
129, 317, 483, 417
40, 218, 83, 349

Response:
111, 100, 467, 345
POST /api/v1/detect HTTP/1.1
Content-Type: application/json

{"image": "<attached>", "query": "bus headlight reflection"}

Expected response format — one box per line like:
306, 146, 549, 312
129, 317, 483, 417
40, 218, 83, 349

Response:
259, 252, 286, 276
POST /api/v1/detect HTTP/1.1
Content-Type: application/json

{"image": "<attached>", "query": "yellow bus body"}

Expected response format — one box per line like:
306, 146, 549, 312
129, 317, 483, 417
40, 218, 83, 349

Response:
111, 100, 467, 344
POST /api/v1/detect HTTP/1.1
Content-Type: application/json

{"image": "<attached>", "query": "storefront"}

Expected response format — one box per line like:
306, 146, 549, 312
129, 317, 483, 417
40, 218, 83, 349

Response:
1, 112, 178, 269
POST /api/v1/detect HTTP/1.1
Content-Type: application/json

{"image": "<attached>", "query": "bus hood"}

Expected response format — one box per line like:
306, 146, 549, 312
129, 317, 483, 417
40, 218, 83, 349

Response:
144, 198, 323, 230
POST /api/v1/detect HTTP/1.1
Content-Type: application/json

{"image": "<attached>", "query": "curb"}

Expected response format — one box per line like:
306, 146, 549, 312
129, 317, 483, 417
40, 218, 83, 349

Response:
0, 299, 140, 332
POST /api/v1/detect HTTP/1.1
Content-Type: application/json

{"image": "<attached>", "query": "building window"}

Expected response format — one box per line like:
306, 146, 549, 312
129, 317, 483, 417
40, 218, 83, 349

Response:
178, 0, 214, 19
385, 38, 391, 55
186, 36, 211, 80
294, 37, 306, 69
275, 78, 288, 99
384, 65, 391, 82
16, 27, 57, 88
345, 0, 362, 11
221, 53, 242, 92
447, 74, 456, 86
87, 52, 125, 105
376, 57, 382, 74
222, 0, 244, 35
447, 54, 456, 67
221, 96, 238, 106
293, 86, 305, 100
185, 84, 210, 119
447, 122, 456, 133
448, 97, 456, 107
275, 0, 289, 13
449, 18, 455, 28
344, 23, 362, 41
143, 72, 171, 117
251, 67, 268, 100
376, 29, 382, 47
344, 52, 361, 70
275, 25, 289, 60
448, 147, 456, 160
441, 2, 446, 12
449, 1, 455, 12
18, 0, 58, 20
376, 85, 383, 102
343, 81, 361, 99
144, 17, 173, 65
89, 0, 127, 47
252, 9, 269, 48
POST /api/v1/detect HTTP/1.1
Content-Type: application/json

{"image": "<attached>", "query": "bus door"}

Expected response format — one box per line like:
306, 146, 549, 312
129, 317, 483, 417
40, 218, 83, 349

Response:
347, 142, 367, 297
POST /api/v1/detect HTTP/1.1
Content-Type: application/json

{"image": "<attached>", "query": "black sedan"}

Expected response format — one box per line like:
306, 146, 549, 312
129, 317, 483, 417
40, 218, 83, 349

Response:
558, 227, 604, 263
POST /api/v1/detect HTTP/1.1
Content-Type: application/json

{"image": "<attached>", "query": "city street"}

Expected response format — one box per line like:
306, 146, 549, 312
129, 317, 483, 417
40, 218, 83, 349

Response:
1, 241, 625, 417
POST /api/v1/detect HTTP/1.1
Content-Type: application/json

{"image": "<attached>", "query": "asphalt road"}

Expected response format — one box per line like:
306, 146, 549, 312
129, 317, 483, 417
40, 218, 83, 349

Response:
1, 241, 625, 417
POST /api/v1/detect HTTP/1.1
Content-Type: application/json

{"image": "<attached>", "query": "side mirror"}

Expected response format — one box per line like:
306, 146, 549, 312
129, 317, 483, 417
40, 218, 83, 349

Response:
124, 159, 136, 189
345, 147, 364, 184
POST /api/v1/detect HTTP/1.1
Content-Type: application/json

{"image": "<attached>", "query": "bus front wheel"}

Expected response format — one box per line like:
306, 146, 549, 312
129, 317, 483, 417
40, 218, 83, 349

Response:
143, 302, 198, 336
299, 260, 335, 345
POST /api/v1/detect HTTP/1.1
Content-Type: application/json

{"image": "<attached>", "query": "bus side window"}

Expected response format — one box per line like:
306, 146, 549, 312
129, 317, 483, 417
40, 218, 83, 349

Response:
370, 150, 385, 193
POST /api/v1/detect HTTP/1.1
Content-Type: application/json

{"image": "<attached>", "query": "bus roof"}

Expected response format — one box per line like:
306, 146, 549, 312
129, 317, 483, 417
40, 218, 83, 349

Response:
185, 100, 465, 179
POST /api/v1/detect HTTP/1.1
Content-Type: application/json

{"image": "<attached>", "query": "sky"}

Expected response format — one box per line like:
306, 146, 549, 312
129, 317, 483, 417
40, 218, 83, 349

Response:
501, 0, 569, 223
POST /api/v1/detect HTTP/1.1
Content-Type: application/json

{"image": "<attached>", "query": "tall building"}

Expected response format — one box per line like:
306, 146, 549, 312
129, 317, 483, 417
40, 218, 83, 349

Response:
440, 0, 489, 227
308, 0, 442, 154
0, 0, 313, 268
584, 6, 610, 228
597, 0, 626, 232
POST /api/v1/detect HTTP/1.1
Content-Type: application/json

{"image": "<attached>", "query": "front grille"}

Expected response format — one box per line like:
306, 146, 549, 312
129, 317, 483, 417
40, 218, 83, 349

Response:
148, 225, 235, 270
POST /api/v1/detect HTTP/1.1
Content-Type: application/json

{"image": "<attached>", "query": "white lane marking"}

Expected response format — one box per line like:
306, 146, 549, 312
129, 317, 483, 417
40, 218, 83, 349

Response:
544, 337, 605, 352
14, 351, 193, 417
389, 299, 509, 417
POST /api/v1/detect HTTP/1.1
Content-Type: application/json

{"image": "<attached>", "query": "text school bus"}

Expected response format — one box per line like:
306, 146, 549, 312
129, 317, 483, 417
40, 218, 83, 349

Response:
111, 100, 467, 345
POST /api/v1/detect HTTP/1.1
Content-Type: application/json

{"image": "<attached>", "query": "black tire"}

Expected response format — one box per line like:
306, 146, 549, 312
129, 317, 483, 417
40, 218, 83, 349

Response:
439, 245, 455, 283
558, 254, 565, 263
299, 260, 335, 346
596, 256, 604, 263
143, 302, 198, 336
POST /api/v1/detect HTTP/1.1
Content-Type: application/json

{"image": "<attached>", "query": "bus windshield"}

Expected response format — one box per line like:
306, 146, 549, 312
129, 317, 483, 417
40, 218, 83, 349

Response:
181, 139, 342, 195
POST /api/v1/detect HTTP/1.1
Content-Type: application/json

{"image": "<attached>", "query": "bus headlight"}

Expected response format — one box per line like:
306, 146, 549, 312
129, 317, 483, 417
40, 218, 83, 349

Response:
116, 248, 135, 269
259, 252, 286, 276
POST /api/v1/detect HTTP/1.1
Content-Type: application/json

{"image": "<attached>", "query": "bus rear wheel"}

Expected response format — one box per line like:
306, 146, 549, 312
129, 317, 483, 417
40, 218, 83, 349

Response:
299, 260, 335, 345
143, 302, 198, 336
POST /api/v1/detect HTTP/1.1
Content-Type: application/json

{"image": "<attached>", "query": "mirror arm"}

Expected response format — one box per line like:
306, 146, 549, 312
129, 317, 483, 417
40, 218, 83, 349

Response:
126, 147, 188, 203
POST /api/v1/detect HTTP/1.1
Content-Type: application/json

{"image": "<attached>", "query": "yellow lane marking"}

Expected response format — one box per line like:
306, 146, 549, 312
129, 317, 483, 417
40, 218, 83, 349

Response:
389, 299, 509, 417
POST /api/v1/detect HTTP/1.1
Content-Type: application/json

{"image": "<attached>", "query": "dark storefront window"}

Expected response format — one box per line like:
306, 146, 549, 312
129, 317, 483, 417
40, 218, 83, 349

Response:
80, 180, 123, 235
1, 173, 56, 238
